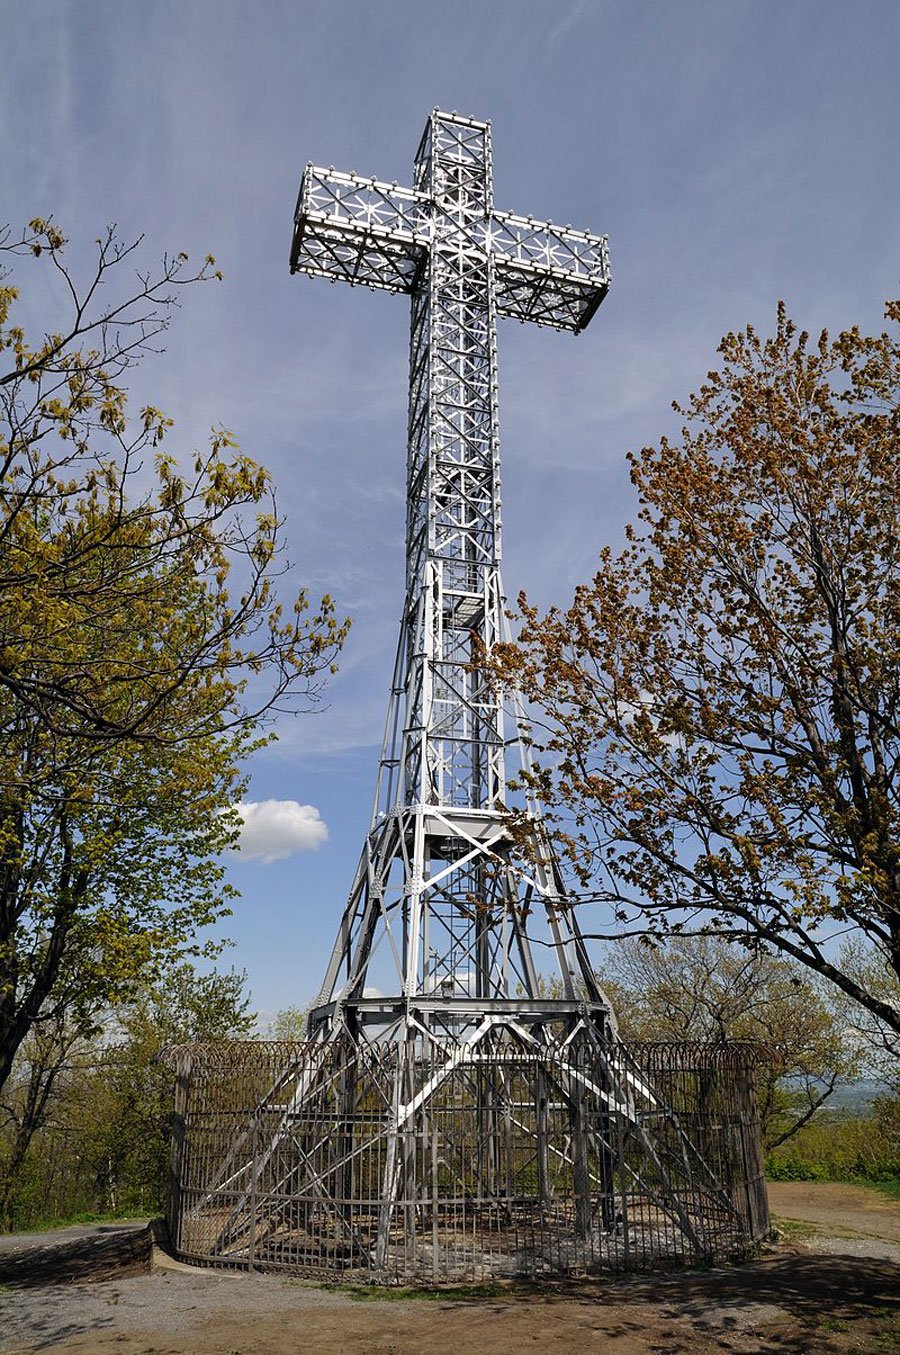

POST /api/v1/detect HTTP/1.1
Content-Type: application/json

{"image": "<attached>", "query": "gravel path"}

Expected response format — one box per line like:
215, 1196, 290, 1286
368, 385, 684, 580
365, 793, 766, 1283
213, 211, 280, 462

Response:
0, 1270, 363, 1350
0, 1221, 149, 1256
2, 1254, 898, 1355
0, 1186, 897, 1354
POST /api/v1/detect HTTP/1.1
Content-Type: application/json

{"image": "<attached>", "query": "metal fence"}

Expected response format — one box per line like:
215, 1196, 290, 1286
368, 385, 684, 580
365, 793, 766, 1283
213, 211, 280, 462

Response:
167, 1037, 768, 1283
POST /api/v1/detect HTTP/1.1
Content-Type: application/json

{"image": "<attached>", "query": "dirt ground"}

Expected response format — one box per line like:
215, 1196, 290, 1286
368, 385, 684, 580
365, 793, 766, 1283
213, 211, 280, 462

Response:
0, 1183, 897, 1355
768, 1180, 900, 1243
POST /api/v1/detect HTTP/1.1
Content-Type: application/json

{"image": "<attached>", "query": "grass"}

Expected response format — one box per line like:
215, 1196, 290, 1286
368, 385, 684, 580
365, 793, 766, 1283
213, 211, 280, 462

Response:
816, 1312, 900, 1353
770, 1210, 892, 1245
870, 1178, 900, 1203
874, 1313, 900, 1353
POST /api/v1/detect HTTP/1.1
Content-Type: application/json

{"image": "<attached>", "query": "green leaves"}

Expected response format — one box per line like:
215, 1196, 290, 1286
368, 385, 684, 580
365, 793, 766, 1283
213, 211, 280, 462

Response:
0, 219, 350, 1096
0, 963, 255, 1227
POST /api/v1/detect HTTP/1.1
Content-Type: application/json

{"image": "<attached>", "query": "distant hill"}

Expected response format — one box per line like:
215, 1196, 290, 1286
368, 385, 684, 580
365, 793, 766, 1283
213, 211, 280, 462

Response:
825, 1079, 892, 1112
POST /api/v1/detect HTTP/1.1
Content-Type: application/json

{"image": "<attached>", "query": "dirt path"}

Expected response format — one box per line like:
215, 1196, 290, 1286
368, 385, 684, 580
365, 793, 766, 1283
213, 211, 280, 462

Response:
769, 1181, 900, 1243
0, 1220, 150, 1256
0, 1185, 897, 1354
1, 1254, 898, 1355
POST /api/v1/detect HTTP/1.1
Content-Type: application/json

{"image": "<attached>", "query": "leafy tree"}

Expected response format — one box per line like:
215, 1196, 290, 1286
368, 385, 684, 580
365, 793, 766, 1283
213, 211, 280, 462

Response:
0, 964, 253, 1225
599, 936, 855, 1147
495, 301, 900, 1037
0, 220, 348, 1093
0, 1009, 98, 1224
832, 938, 900, 1089
265, 1004, 307, 1040
72, 966, 255, 1216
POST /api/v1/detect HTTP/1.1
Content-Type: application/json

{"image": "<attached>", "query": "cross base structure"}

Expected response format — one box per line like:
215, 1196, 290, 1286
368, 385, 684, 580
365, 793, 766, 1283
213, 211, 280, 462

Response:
167, 111, 769, 1281
169, 1037, 768, 1280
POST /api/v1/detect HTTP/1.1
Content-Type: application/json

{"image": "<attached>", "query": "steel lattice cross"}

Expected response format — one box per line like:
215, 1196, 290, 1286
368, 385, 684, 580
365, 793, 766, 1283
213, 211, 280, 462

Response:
290, 110, 612, 1044
187, 112, 745, 1278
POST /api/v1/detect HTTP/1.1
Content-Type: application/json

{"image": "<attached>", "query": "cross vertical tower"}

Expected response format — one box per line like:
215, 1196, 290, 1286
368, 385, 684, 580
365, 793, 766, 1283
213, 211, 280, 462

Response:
292, 111, 612, 1044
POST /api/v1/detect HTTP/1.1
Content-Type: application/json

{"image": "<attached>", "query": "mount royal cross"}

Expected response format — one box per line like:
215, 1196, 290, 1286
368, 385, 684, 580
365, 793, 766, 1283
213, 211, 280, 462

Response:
168, 113, 755, 1281
291, 109, 612, 1048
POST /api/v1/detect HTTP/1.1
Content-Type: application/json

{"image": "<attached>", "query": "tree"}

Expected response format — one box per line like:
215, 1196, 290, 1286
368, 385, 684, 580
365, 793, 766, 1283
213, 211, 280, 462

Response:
598, 936, 854, 1148
265, 1004, 307, 1040
832, 938, 900, 1088
494, 301, 900, 1037
0, 964, 253, 1226
0, 1008, 98, 1224
0, 220, 348, 1093
73, 965, 255, 1217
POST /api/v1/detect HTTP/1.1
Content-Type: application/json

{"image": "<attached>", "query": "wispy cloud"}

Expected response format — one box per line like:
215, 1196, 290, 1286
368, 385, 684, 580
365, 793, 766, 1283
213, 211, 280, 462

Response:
547, 0, 590, 48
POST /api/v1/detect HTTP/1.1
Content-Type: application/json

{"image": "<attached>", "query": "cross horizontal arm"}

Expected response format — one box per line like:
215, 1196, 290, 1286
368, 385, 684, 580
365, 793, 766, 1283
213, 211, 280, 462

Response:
290, 165, 424, 295
490, 212, 611, 333
290, 165, 611, 331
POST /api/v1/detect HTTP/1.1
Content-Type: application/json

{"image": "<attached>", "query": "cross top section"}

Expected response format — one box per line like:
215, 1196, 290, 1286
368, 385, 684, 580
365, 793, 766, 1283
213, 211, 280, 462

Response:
291, 109, 610, 331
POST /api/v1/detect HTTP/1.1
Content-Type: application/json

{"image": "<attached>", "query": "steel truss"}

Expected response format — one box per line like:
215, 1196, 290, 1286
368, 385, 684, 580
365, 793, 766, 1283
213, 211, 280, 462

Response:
296, 111, 612, 1045
174, 112, 764, 1280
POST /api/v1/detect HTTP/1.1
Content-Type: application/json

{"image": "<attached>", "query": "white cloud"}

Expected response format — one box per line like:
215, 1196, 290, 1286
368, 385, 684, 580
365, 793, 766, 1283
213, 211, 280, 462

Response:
231, 800, 328, 863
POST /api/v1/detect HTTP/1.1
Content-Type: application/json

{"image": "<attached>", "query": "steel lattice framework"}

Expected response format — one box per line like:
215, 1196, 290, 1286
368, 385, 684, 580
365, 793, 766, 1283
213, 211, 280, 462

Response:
295, 110, 612, 1042
169, 113, 766, 1281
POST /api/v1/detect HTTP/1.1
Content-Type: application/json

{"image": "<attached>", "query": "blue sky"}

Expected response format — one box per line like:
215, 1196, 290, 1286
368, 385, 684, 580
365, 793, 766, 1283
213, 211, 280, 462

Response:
4, 1, 900, 1018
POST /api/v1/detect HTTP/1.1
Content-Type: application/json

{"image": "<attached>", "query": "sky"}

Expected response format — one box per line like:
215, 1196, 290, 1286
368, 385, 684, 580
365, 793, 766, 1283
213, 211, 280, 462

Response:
4, 0, 900, 1019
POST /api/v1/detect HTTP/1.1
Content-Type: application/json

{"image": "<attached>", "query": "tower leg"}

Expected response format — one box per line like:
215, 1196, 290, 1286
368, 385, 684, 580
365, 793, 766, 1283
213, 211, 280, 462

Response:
535, 1066, 551, 1212
376, 1058, 403, 1272
568, 1075, 592, 1240
376, 1035, 419, 1273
